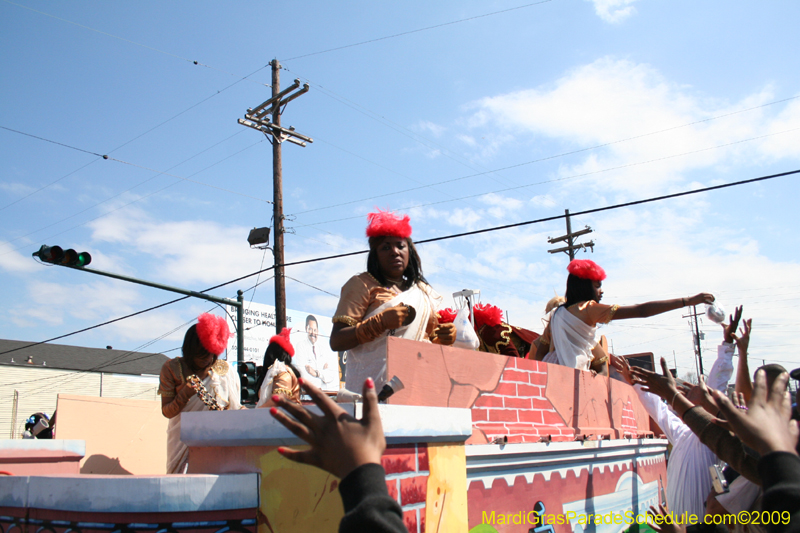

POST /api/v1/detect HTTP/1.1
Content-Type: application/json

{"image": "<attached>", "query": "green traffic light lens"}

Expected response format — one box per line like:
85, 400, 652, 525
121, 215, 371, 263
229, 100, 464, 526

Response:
77, 252, 92, 266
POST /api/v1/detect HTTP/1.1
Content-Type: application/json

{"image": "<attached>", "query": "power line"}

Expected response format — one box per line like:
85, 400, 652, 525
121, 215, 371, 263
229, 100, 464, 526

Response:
2, 0, 270, 85
286, 276, 339, 298
294, 126, 800, 229
281, 0, 553, 62
288, 94, 800, 217
3, 167, 796, 357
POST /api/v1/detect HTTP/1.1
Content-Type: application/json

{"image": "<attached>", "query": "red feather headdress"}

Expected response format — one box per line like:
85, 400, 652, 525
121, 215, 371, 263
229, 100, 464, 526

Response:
473, 303, 503, 329
269, 327, 295, 357
366, 210, 412, 239
567, 259, 606, 282
437, 308, 458, 324
196, 313, 231, 356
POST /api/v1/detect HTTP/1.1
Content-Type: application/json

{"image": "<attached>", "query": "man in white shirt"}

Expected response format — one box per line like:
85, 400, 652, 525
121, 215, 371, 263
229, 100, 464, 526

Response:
294, 315, 339, 392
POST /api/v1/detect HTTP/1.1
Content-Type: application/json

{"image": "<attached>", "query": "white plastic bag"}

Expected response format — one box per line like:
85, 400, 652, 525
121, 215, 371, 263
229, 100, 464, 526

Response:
452, 307, 480, 351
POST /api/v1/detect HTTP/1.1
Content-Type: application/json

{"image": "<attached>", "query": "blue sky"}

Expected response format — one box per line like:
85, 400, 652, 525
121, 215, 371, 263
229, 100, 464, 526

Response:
2, 0, 799, 376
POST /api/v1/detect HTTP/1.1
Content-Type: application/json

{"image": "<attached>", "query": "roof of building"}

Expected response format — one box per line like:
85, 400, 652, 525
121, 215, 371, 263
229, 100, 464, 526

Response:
0, 339, 169, 376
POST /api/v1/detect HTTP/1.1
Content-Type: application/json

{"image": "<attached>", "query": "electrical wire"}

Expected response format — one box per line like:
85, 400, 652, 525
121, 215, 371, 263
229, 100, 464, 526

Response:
2, 166, 795, 359
288, 94, 800, 217
280, 0, 553, 62
285, 276, 339, 298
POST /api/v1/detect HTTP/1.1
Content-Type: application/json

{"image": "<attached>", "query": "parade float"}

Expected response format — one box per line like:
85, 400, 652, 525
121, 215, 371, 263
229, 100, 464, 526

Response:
0, 337, 666, 533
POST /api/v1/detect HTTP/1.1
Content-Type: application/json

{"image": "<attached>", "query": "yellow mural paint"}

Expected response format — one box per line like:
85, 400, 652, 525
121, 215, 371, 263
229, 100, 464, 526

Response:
425, 443, 468, 533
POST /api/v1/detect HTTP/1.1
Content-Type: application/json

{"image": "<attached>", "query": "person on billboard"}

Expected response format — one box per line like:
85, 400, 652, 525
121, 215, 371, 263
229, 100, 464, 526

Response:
256, 328, 302, 408
159, 313, 241, 474
532, 259, 714, 374
330, 210, 456, 391
295, 314, 339, 391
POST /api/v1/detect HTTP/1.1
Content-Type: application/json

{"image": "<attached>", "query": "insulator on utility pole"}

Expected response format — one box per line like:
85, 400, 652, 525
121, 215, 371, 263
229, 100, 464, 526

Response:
547, 209, 595, 261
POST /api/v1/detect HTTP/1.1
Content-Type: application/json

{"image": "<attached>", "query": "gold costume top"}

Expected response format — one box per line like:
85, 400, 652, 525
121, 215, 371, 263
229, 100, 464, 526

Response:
257, 364, 301, 408
332, 272, 438, 338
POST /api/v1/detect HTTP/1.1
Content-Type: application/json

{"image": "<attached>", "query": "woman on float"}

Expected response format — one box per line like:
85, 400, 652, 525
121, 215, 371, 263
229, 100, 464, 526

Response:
531, 259, 714, 374
256, 328, 302, 408
330, 210, 456, 391
159, 313, 241, 473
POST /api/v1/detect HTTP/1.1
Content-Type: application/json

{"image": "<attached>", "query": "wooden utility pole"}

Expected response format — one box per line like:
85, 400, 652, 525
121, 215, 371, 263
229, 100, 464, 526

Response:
547, 209, 595, 260
238, 59, 312, 332
683, 306, 704, 376
271, 60, 287, 331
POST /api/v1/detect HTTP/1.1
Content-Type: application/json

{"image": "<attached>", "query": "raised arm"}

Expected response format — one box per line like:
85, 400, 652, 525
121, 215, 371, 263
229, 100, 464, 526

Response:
733, 319, 753, 403
612, 293, 714, 321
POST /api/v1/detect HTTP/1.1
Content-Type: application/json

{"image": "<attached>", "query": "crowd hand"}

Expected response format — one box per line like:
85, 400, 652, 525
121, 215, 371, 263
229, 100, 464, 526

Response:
610, 354, 642, 386
678, 375, 719, 416
630, 358, 681, 404
731, 319, 752, 358
687, 293, 715, 306
648, 503, 686, 533
381, 304, 409, 330
270, 377, 386, 480
711, 370, 799, 457
722, 306, 743, 344
431, 323, 457, 345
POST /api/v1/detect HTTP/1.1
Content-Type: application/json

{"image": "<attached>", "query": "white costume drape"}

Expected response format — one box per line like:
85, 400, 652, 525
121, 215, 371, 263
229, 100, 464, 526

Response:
344, 282, 441, 391
543, 306, 599, 370
166, 367, 240, 474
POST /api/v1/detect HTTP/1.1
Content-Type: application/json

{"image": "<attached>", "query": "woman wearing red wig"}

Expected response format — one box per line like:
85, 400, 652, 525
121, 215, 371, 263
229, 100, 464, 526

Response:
256, 328, 302, 408
330, 210, 456, 391
531, 259, 714, 373
159, 313, 242, 473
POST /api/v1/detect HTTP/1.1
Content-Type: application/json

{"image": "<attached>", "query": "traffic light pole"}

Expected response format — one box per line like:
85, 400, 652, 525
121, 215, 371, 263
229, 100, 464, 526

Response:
58, 264, 245, 363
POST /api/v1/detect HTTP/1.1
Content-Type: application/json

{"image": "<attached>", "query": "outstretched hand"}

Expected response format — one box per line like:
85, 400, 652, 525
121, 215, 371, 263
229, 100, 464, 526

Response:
630, 357, 681, 404
711, 370, 799, 457
270, 377, 386, 479
722, 305, 743, 344
678, 375, 719, 416
731, 318, 752, 359
687, 293, 715, 306
610, 354, 640, 387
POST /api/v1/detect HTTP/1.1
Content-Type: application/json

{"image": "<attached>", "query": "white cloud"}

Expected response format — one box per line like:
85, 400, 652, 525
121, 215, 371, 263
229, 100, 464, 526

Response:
587, 0, 639, 23
466, 57, 800, 198
0, 242, 35, 274
413, 120, 446, 138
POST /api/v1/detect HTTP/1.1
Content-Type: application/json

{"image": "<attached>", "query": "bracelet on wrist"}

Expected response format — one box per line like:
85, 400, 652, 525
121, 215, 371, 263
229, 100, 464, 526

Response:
681, 297, 687, 307
671, 390, 682, 409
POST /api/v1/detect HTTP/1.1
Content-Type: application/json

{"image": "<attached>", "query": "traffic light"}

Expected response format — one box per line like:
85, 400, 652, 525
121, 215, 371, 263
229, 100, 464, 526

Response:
238, 362, 258, 405
33, 245, 91, 267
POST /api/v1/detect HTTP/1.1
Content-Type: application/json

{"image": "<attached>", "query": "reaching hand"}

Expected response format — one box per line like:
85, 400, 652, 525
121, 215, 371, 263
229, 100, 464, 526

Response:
381, 304, 410, 330
610, 354, 640, 387
678, 375, 719, 416
731, 319, 752, 359
722, 306, 743, 344
630, 358, 681, 405
711, 370, 799, 456
431, 323, 457, 345
687, 293, 715, 306
270, 377, 386, 479
648, 503, 686, 533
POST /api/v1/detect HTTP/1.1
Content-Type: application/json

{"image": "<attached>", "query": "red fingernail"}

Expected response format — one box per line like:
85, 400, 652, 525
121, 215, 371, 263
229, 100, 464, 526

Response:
277, 446, 287, 455
298, 377, 304, 385
272, 394, 280, 402
269, 407, 278, 415
366, 377, 375, 389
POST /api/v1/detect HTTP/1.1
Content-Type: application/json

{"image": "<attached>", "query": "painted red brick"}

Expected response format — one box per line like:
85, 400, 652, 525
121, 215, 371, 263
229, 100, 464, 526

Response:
504, 397, 532, 409
502, 369, 530, 383
531, 398, 553, 410
382, 446, 416, 474
474, 395, 504, 408
400, 475, 428, 505
518, 410, 544, 424
404, 509, 418, 533
417, 444, 429, 472
506, 434, 526, 443
504, 423, 539, 434
517, 383, 543, 397
542, 410, 566, 426
492, 382, 518, 396
386, 479, 399, 502
472, 408, 489, 422
488, 409, 518, 422
475, 423, 510, 435
528, 372, 548, 385
420, 509, 426, 533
